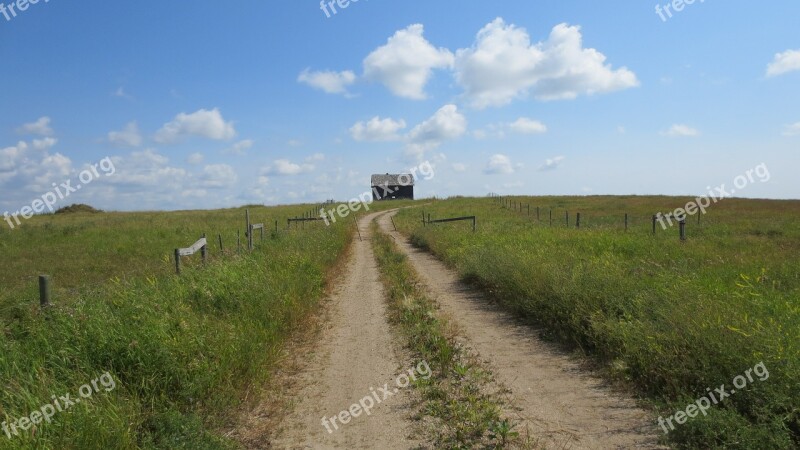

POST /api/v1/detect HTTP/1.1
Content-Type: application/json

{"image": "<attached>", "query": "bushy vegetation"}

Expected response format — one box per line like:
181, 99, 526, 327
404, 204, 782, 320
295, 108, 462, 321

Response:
394, 196, 800, 449
0, 205, 351, 448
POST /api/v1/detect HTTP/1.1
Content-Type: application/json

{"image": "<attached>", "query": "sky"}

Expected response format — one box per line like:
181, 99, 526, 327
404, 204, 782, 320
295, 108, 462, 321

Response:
1, 0, 799, 213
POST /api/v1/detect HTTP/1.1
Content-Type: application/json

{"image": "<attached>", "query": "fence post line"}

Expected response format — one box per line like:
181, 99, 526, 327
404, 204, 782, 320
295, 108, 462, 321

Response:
174, 249, 181, 275
245, 209, 251, 250
39, 275, 51, 307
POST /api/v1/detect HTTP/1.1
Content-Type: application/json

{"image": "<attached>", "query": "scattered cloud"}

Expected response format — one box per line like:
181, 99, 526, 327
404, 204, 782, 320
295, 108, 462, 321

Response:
766, 49, 800, 77
154, 108, 236, 143
662, 124, 700, 137
305, 153, 325, 162
298, 69, 356, 95
508, 117, 547, 134
350, 116, 407, 142
287, 139, 304, 148
113, 87, 134, 101
454, 19, 639, 108
452, 163, 467, 172
223, 139, 254, 155
187, 153, 205, 165
363, 24, 454, 99
32, 137, 58, 151
199, 164, 237, 188
406, 104, 467, 158
263, 159, 315, 176
538, 155, 565, 171
17, 117, 54, 136
108, 122, 143, 147
484, 154, 515, 174
783, 122, 800, 136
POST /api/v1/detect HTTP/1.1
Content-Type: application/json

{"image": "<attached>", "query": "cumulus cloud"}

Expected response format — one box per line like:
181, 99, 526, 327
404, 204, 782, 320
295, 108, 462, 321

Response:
662, 124, 700, 137
0, 139, 71, 195
350, 116, 407, 142
154, 108, 236, 143
32, 137, 58, 151
484, 154, 515, 174
298, 69, 356, 95
406, 104, 467, 156
508, 117, 548, 134
363, 24, 454, 99
538, 155, 565, 171
17, 117, 54, 136
263, 159, 315, 176
108, 122, 143, 147
766, 49, 800, 77
454, 19, 639, 108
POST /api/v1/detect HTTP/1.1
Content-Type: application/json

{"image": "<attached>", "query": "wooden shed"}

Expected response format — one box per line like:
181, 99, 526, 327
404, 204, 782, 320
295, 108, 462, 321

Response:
371, 173, 415, 201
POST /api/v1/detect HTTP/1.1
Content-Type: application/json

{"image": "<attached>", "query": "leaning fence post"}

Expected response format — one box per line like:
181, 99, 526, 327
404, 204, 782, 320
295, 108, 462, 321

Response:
39, 275, 51, 307
218, 234, 224, 253
174, 249, 181, 275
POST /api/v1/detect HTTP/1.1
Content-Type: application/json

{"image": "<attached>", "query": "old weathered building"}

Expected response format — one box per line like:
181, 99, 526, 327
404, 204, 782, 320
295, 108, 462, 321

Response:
370, 173, 414, 200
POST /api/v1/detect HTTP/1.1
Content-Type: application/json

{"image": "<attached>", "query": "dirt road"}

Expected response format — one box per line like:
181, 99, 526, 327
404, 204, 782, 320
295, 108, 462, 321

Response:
266, 211, 418, 449
376, 211, 664, 449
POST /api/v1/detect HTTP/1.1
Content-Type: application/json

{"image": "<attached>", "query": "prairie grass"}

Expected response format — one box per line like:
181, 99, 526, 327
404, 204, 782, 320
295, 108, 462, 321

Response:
394, 196, 800, 449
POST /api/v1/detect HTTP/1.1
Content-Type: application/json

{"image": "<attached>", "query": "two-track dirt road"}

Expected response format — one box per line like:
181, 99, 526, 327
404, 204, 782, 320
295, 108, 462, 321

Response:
246, 210, 662, 449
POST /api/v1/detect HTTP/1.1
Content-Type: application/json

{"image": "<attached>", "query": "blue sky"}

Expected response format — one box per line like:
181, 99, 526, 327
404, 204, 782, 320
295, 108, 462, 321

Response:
1, 0, 799, 212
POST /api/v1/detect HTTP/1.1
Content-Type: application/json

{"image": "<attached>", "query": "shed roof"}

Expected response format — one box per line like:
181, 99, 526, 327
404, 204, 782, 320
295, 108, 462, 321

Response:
371, 173, 415, 186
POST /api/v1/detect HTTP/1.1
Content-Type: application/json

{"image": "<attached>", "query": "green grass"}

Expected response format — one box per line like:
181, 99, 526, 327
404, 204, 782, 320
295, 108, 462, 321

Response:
0, 203, 354, 448
394, 196, 800, 449
372, 222, 519, 449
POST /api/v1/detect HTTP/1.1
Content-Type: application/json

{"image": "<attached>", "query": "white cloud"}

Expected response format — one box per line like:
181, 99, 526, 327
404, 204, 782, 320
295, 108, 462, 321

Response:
187, 153, 205, 165
406, 104, 467, 158
224, 139, 254, 155
154, 108, 236, 143
539, 155, 565, 171
766, 49, 800, 77
452, 163, 467, 172
108, 122, 143, 147
263, 159, 315, 176
17, 117, 54, 136
662, 124, 700, 137
32, 137, 58, 151
508, 117, 547, 134
350, 116, 407, 142
113, 87, 134, 100
363, 24, 454, 99
288, 139, 304, 148
454, 19, 639, 108
298, 69, 356, 95
200, 164, 237, 188
305, 153, 325, 162
783, 122, 800, 136
484, 154, 515, 174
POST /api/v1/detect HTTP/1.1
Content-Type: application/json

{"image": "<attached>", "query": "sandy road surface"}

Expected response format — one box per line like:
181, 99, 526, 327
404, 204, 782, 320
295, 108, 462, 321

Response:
377, 211, 664, 449
266, 211, 418, 449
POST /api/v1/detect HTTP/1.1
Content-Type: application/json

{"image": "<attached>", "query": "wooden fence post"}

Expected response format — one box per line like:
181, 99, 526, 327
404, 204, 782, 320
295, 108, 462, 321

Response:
39, 275, 51, 307
549, 209, 553, 226
566, 211, 569, 227
237, 230, 241, 253
625, 213, 629, 232
680, 216, 687, 241
174, 249, 181, 274
218, 234, 223, 253
201, 234, 207, 263
652, 215, 657, 235
576, 213, 581, 228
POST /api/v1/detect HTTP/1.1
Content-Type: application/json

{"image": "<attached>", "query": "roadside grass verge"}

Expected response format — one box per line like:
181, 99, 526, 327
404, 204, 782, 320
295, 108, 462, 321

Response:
371, 222, 521, 449
0, 211, 352, 448
394, 196, 799, 449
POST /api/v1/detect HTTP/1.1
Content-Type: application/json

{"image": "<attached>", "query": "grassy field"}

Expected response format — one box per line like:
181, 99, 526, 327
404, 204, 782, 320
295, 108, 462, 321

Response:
393, 196, 800, 449
0, 203, 368, 448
